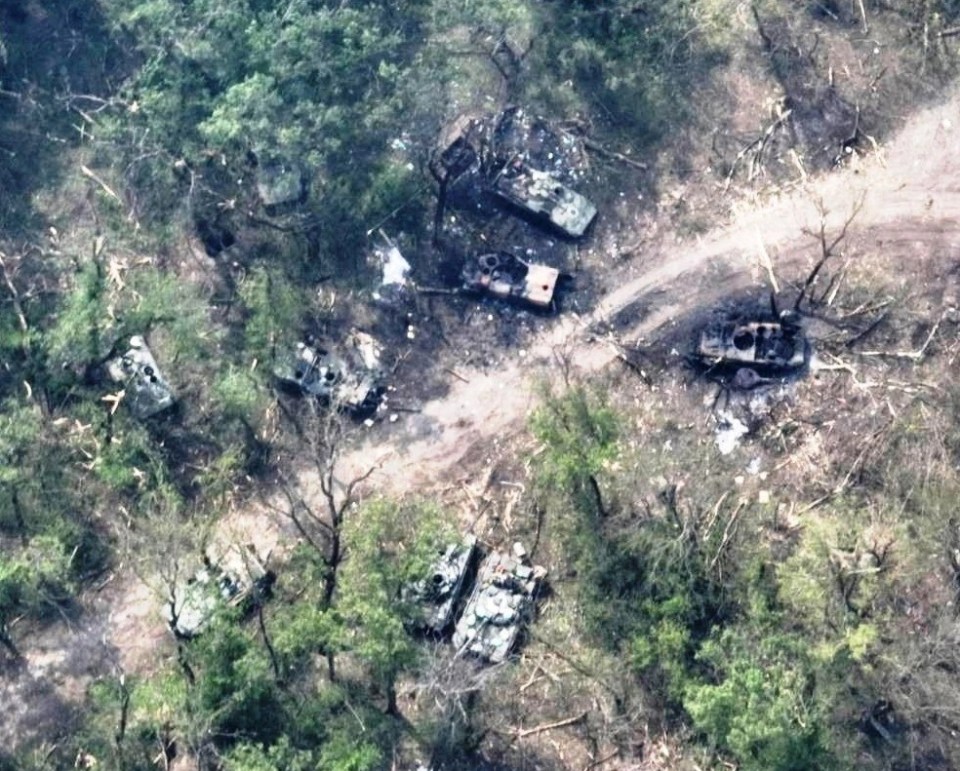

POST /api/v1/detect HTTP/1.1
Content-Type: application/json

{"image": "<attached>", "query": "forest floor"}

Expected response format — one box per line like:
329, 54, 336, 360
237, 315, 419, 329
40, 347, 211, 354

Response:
5, 77, 960, 771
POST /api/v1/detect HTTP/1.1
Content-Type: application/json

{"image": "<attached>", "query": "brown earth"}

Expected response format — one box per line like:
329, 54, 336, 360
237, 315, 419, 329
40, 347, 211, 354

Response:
3, 83, 960, 762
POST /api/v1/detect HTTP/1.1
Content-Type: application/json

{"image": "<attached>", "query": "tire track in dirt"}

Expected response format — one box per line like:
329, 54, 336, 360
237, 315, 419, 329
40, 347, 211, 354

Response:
7, 90, 960, 753
330, 91, 960, 499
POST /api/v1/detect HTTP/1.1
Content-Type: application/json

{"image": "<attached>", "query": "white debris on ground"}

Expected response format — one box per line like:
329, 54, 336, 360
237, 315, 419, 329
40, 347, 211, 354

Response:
715, 410, 749, 455
372, 242, 411, 301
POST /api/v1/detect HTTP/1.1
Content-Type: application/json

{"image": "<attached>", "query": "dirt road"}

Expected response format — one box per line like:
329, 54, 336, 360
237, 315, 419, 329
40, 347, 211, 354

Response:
331, 90, 960, 498
4, 87, 960, 753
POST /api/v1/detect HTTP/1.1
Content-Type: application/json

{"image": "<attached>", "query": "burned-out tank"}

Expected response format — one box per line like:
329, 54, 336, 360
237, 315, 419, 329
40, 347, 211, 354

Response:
462, 252, 559, 309
433, 108, 597, 238
697, 319, 807, 372
274, 331, 385, 414
407, 535, 478, 633
491, 161, 596, 238
106, 336, 175, 419
453, 543, 546, 663
164, 544, 274, 639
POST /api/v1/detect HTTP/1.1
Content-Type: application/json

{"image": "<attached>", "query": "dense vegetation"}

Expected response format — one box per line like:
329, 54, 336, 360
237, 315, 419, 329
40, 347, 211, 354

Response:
3, 0, 960, 769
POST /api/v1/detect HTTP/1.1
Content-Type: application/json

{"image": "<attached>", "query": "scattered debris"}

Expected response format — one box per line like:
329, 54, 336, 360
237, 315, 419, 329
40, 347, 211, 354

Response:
371, 231, 412, 303
453, 542, 546, 663
274, 331, 386, 415
106, 336, 176, 419
715, 410, 750, 455
461, 252, 559, 309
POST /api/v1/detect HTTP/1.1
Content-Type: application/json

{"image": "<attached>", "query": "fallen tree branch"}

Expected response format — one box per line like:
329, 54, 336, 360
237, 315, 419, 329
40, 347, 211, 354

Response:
81, 165, 122, 204
583, 749, 620, 771
858, 315, 942, 361
582, 139, 648, 170
512, 712, 587, 739
723, 109, 792, 191
0, 252, 29, 344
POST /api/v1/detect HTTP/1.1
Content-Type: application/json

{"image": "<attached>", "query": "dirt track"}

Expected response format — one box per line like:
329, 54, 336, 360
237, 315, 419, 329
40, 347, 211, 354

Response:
331, 89, 960, 498
4, 88, 960, 753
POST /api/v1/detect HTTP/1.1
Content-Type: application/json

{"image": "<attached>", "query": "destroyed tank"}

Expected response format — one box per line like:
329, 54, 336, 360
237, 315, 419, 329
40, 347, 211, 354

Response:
697, 319, 807, 372
453, 543, 546, 663
433, 109, 597, 238
274, 331, 385, 414
491, 160, 596, 238
407, 535, 478, 633
106, 336, 175, 419
462, 252, 559, 309
164, 544, 274, 639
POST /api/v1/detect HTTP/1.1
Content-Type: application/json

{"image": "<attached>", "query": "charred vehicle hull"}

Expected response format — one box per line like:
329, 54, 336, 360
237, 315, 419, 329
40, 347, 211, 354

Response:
461, 252, 559, 309
274, 332, 385, 414
164, 545, 274, 639
698, 320, 808, 372
491, 162, 596, 238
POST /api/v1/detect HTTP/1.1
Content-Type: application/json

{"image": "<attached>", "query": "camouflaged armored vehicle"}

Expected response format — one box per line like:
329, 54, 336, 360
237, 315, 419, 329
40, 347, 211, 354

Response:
106, 336, 175, 419
697, 319, 807, 372
462, 252, 559, 309
453, 543, 546, 663
407, 535, 478, 633
274, 331, 385, 414
491, 160, 596, 238
255, 159, 307, 216
164, 544, 274, 639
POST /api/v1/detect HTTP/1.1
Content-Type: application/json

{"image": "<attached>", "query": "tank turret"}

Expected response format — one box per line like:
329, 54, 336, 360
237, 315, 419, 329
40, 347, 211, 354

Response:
453, 543, 545, 663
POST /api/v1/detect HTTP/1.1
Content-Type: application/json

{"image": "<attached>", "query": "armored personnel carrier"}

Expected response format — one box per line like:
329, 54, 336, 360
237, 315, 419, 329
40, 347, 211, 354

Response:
106, 336, 175, 419
491, 161, 596, 238
274, 331, 385, 414
164, 544, 274, 639
462, 252, 559, 309
407, 535, 478, 633
453, 543, 546, 663
697, 319, 807, 372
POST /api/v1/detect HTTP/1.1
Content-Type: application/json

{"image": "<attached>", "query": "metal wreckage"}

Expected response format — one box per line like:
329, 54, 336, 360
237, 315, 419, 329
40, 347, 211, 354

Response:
431, 106, 597, 309
696, 312, 810, 380
164, 543, 275, 639
273, 330, 386, 415
405, 535, 479, 634
406, 537, 547, 664
106, 335, 176, 419
453, 542, 547, 664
